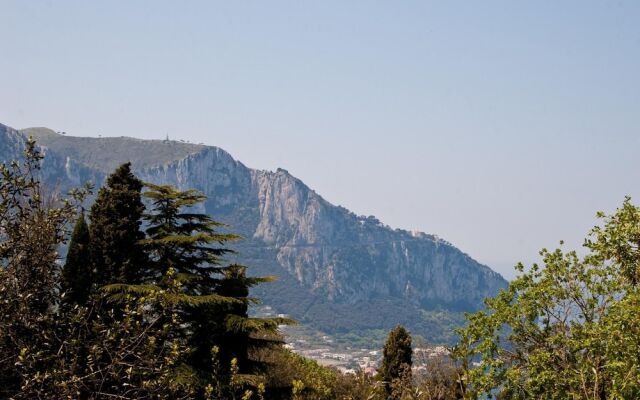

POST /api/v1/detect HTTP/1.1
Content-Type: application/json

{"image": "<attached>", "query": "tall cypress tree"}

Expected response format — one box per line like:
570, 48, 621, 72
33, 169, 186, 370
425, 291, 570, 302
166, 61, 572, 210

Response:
89, 162, 147, 285
61, 212, 92, 305
379, 325, 413, 398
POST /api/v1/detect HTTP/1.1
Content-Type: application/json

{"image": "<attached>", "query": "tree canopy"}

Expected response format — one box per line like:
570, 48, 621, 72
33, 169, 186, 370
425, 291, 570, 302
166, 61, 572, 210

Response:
379, 325, 413, 399
89, 161, 147, 285
61, 212, 92, 305
452, 197, 640, 400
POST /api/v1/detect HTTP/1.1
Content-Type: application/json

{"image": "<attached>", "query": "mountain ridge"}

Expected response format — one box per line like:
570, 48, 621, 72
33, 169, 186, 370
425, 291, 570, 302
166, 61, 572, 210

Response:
1, 122, 507, 343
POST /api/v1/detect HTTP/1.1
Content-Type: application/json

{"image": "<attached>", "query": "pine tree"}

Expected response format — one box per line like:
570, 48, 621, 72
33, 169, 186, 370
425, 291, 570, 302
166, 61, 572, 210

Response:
217, 264, 292, 376
141, 183, 238, 283
378, 325, 413, 399
140, 183, 290, 390
217, 264, 261, 372
61, 212, 92, 305
141, 183, 239, 372
89, 162, 147, 285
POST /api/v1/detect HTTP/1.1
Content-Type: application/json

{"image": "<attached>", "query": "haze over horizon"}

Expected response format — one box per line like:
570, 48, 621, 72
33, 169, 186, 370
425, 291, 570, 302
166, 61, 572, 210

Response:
2, 1, 639, 279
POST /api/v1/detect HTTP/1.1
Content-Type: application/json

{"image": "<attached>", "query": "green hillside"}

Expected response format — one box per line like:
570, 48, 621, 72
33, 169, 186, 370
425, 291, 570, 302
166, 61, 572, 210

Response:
21, 127, 206, 173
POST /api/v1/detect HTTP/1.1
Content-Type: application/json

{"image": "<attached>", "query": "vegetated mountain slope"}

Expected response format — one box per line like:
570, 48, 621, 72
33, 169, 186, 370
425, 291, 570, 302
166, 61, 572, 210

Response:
22, 127, 205, 173
5, 123, 508, 343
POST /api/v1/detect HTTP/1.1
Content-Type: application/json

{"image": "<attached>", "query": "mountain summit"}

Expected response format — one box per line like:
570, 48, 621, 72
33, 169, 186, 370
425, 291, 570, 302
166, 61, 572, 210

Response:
0, 123, 507, 343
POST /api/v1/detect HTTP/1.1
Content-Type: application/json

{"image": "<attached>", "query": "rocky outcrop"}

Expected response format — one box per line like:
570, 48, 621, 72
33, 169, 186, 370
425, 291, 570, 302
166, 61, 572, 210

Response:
0, 123, 102, 190
139, 154, 504, 311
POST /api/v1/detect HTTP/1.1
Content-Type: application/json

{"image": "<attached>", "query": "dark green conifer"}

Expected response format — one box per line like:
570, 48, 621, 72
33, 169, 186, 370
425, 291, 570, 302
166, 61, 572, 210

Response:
217, 264, 292, 375
141, 183, 238, 284
89, 162, 147, 285
141, 183, 239, 373
140, 183, 290, 387
379, 325, 413, 398
61, 212, 92, 305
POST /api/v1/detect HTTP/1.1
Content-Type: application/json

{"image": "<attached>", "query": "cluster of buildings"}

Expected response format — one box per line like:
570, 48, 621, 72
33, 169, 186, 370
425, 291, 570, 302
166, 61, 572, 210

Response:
287, 340, 452, 376
414, 345, 449, 359
286, 340, 381, 375
257, 305, 452, 376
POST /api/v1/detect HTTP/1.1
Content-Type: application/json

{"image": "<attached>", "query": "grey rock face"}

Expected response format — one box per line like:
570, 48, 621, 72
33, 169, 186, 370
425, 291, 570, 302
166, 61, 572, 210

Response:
0, 123, 102, 191
142, 155, 505, 310
1, 123, 508, 341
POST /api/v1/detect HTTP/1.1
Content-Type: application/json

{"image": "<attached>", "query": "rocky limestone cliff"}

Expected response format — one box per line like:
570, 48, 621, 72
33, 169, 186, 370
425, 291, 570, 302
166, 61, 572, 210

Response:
2, 123, 508, 342
0, 124, 102, 189
140, 152, 504, 311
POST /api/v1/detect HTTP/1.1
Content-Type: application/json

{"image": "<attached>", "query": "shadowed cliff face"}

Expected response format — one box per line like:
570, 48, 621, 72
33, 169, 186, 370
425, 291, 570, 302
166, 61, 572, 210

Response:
2, 123, 507, 342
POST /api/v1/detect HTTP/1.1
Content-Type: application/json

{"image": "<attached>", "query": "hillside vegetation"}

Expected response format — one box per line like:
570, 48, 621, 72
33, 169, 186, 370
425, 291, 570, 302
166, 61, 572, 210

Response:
22, 127, 205, 172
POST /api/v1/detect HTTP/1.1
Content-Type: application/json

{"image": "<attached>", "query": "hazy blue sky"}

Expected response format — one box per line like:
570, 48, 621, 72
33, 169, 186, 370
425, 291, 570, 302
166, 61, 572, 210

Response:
1, 1, 639, 279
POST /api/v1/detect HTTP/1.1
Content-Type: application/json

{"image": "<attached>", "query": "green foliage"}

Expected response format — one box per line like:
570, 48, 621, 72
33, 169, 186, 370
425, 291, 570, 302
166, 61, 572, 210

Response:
217, 264, 294, 376
138, 182, 292, 395
141, 182, 239, 280
412, 354, 465, 400
76, 271, 200, 399
61, 212, 92, 304
15, 269, 203, 399
452, 197, 640, 399
141, 182, 240, 378
89, 161, 147, 284
260, 282, 465, 345
261, 348, 351, 400
0, 137, 89, 397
